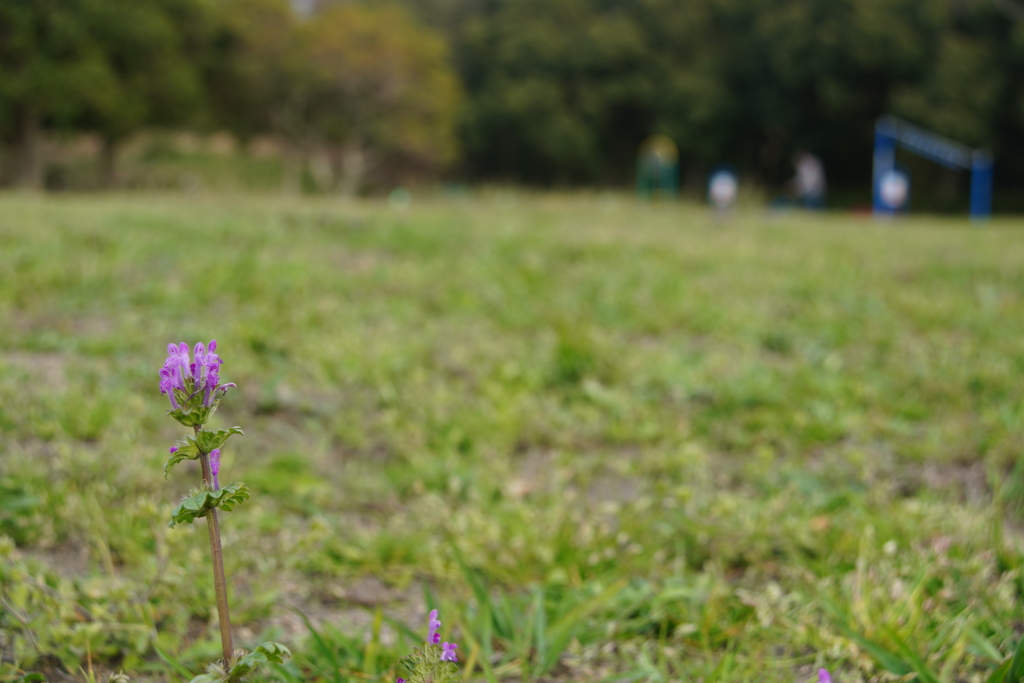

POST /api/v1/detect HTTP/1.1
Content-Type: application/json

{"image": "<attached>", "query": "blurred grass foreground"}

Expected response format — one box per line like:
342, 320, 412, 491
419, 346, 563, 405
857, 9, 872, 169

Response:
1, 193, 1024, 683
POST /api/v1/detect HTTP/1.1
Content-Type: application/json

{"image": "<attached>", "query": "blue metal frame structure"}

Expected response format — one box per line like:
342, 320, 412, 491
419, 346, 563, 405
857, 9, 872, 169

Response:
872, 115, 993, 221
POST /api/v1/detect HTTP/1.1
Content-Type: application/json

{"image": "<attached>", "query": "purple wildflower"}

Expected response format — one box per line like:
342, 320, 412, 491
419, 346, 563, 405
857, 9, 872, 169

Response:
397, 679, 405, 683
440, 642, 458, 663
160, 339, 234, 411
428, 609, 441, 644
169, 446, 178, 454
818, 670, 831, 683
210, 449, 221, 490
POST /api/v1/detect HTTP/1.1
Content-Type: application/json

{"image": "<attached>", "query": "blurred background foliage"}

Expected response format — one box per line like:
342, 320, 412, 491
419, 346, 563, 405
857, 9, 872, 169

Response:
2, 0, 1024, 199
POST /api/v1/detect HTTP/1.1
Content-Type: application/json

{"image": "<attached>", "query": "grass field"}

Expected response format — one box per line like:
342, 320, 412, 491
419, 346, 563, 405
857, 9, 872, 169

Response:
1, 192, 1023, 683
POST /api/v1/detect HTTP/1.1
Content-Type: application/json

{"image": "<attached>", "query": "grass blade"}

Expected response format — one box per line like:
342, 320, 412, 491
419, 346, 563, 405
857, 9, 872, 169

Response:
152, 643, 196, 683
1009, 635, 1024, 683
270, 662, 305, 683
538, 580, 626, 676
987, 658, 1012, 683
530, 586, 547, 678
881, 626, 943, 683
969, 628, 1005, 664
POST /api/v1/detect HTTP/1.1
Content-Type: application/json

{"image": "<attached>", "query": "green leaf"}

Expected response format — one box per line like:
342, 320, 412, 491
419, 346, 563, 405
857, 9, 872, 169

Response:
189, 674, 223, 683
164, 437, 201, 477
988, 658, 1012, 683
169, 482, 250, 527
168, 405, 214, 428
196, 427, 244, 453
225, 643, 291, 683
1009, 634, 1024, 683
399, 644, 460, 683
970, 628, 1007, 663
254, 642, 291, 660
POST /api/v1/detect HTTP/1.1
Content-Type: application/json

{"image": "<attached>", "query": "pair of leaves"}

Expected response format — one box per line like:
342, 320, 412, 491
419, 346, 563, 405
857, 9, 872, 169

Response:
399, 644, 461, 683
168, 404, 215, 428
189, 642, 291, 683
169, 482, 250, 528
164, 427, 244, 477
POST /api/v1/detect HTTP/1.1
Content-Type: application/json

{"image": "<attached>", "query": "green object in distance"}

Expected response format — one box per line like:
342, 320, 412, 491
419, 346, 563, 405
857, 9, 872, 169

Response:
636, 134, 679, 200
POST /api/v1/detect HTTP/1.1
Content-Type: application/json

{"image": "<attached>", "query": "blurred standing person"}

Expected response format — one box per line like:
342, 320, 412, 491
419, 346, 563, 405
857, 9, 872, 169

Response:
791, 151, 826, 209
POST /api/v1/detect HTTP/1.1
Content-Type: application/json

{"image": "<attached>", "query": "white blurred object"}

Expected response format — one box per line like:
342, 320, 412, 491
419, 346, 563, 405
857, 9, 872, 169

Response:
794, 152, 826, 199
708, 170, 739, 209
878, 169, 910, 210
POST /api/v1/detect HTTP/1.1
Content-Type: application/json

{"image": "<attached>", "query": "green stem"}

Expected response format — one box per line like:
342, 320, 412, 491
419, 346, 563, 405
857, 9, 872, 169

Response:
197, 427, 234, 665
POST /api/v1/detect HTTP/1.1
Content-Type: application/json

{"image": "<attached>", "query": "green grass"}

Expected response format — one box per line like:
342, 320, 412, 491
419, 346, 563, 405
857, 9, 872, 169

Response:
1, 191, 1023, 682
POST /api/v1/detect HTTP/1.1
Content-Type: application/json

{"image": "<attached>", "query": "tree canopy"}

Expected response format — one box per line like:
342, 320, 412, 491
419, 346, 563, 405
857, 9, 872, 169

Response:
2, 0, 1023, 195
405, 0, 1024, 192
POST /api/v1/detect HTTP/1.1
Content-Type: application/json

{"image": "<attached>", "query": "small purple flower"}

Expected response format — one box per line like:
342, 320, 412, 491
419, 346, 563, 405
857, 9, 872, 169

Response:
397, 679, 405, 683
441, 642, 458, 662
160, 339, 234, 412
818, 670, 832, 683
169, 446, 178, 454
428, 609, 441, 644
210, 448, 221, 490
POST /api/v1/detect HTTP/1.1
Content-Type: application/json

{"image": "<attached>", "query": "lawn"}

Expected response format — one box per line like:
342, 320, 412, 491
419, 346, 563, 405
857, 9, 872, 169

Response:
1, 192, 1023, 683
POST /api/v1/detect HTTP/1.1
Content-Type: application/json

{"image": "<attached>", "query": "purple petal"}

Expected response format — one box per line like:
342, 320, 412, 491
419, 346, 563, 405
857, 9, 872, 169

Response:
428, 609, 441, 643
210, 449, 221, 490
818, 669, 831, 683
169, 447, 178, 454
441, 642, 458, 662
208, 339, 217, 352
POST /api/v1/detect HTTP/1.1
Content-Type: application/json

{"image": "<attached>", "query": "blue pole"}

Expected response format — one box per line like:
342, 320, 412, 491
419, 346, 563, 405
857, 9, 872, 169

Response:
872, 118, 898, 217
969, 152, 993, 222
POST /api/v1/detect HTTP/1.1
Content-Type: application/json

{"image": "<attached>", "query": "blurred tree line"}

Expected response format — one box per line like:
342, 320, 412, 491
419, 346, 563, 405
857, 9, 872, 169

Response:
0, 0, 460, 192
404, 0, 1024, 191
2, 0, 1024, 194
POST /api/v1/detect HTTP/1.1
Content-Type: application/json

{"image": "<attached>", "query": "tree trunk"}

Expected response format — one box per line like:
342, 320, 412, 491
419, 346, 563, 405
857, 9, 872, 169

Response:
12, 108, 44, 190
99, 136, 119, 189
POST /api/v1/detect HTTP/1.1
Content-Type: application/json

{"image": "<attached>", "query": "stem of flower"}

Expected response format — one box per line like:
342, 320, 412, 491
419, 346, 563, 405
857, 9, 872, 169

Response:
197, 428, 234, 665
